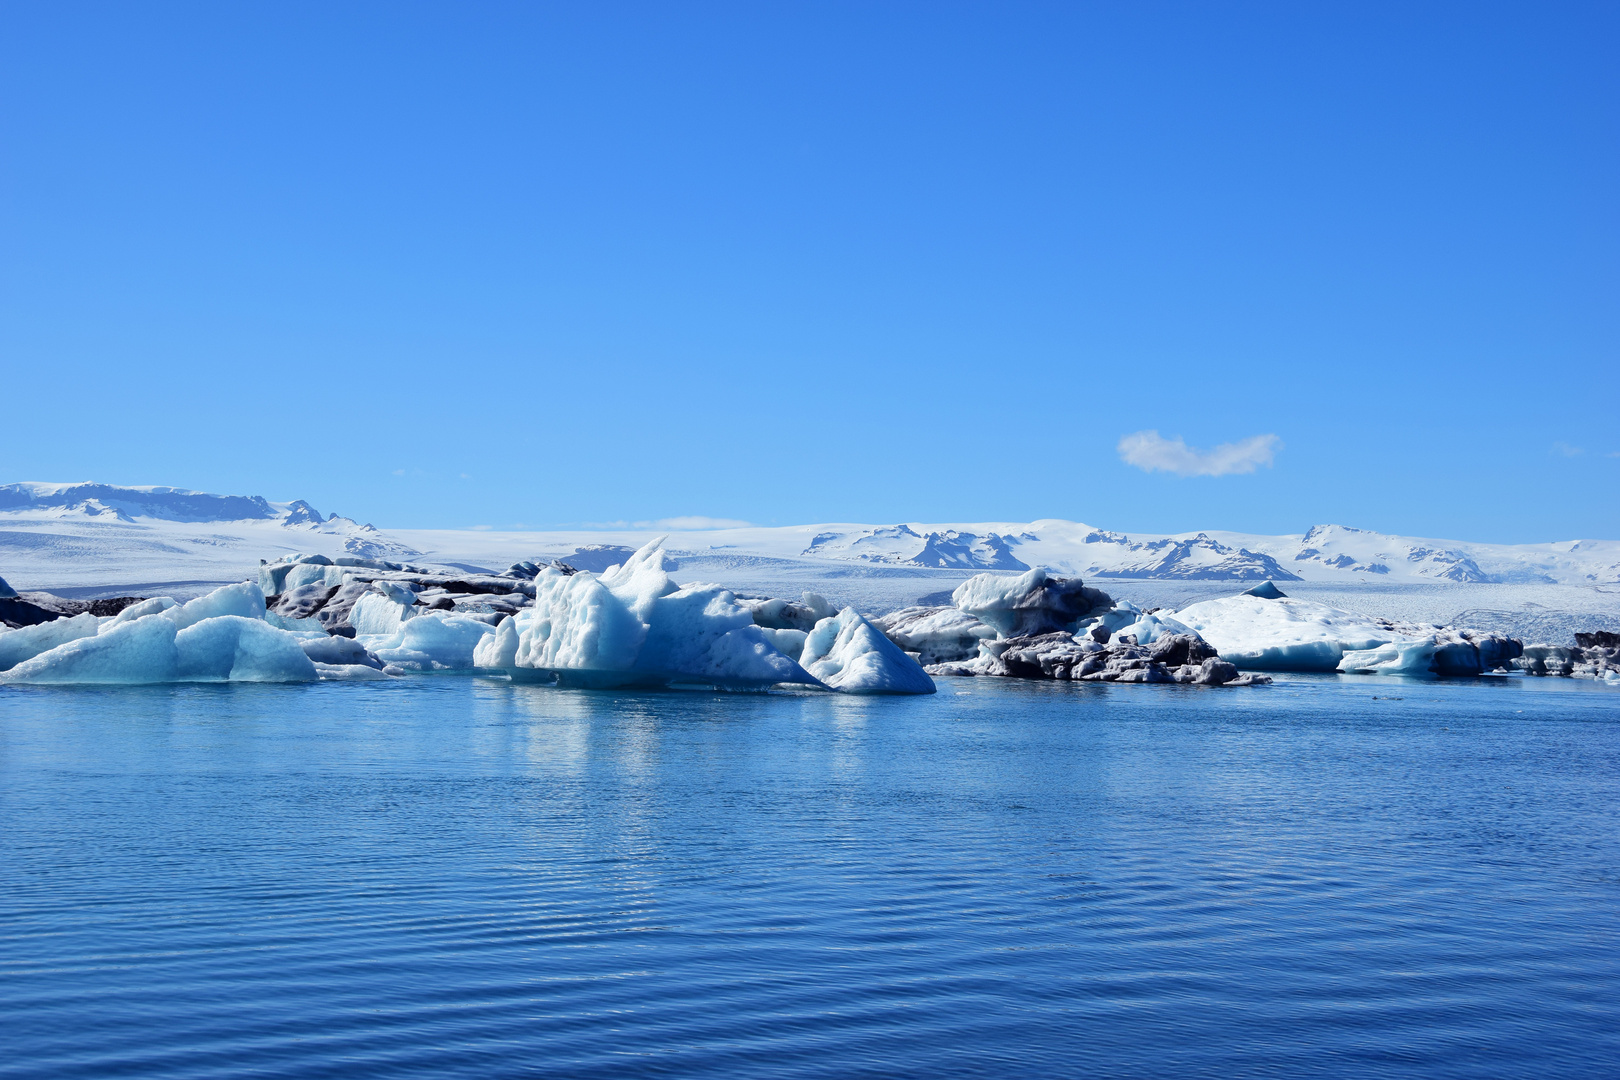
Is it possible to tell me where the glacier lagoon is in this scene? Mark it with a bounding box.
[2,673,1618,1078]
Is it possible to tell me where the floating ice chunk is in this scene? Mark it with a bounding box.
[300,635,384,669]
[500,538,816,689]
[175,616,318,682]
[0,612,101,671]
[952,568,1112,637]
[741,595,830,632]
[801,607,936,694]
[279,563,344,594]
[1170,594,1394,672]
[371,613,493,671]
[265,609,328,633]
[109,597,178,626]
[1337,639,1439,676]
[372,580,417,606]
[872,606,995,665]
[1243,581,1288,600]
[754,626,808,663]
[2,614,181,684]
[1111,611,1199,647]
[0,576,17,600]
[513,568,646,674]
[314,662,394,680]
[167,582,268,630]
[348,592,416,635]
[473,616,520,669]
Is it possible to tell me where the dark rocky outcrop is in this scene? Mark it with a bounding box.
[929,631,1266,686]
[87,596,147,618]
[0,598,62,629]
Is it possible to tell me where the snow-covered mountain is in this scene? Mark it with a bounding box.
[0,482,335,525]
[0,482,421,589]
[2,483,1618,595]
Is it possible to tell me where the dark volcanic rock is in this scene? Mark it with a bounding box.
[0,598,62,629]
[269,583,342,621]
[88,596,147,618]
[927,631,1266,687]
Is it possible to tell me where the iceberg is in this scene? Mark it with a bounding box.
[485,539,822,690]
[168,581,271,630]
[174,616,319,682]
[1169,594,1396,672]
[0,581,319,685]
[1109,611,1199,647]
[368,614,493,672]
[299,635,385,669]
[348,590,417,635]
[2,613,183,684]
[108,596,178,625]
[951,569,1112,637]
[872,606,996,666]
[1171,592,1520,675]
[738,592,833,632]
[0,611,102,671]
[1337,639,1439,676]
[800,608,936,695]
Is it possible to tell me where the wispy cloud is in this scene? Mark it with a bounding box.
[1552,442,1585,457]
[1117,430,1280,477]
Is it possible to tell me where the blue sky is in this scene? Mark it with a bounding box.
[3,2,1616,541]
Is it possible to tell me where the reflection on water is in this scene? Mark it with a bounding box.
[1,673,1617,1079]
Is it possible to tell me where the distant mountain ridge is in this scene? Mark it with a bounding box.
[0,482,340,526]
[2,482,1617,588]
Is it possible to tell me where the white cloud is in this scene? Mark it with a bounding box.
[1552,442,1585,457]
[1117,430,1280,477]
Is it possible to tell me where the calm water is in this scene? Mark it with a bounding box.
[2,674,1617,1079]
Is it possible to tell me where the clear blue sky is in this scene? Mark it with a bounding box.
[3,2,1616,541]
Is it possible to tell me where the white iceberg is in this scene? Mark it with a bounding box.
[801,607,936,694]
[486,538,819,690]
[1337,639,1439,676]
[872,606,995,666]
[108,597,178,625]
[348,591,417,635]
[1170,594,1395,672]
[369,614,493,672]
[0,612,102,671]
[1109,611,1199,646]
[2,614,183,684]
[0,581,318,685]
[175,616,320,682]
[952,569,1111,637]
[168,581,270,630]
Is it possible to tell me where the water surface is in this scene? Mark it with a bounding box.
[2,675,1617,1078]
